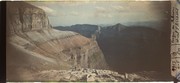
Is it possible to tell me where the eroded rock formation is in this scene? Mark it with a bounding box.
[6,2,107,81]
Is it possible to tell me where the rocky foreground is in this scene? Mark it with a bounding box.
[32,68,171,82]
[6,2,172,82]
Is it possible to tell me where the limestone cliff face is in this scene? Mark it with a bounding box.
[7,2,50,36]
[6,2,107,80]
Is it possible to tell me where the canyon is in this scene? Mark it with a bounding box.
[55,22,170,73]
[6,2,172,81]
[6,2,107,81]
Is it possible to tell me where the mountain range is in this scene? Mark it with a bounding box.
[6,2,172,81]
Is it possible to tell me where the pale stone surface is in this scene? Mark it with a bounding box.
[32,68,168,82]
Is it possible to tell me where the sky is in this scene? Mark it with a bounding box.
[29,1,170,27]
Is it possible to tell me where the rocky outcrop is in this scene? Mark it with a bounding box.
[6,2,107,81]
[6,2,51,36]
[32,68,172,82]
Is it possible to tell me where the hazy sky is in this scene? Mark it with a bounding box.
[29,1,170,26]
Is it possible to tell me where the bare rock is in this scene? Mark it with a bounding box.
[6,2,108,81]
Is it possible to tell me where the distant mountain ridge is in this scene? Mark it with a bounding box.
[54,23,127,38]
[6,1,171,81]
[54,23,170,74]
[54,24,100,38]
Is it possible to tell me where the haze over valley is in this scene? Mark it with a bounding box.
[6,1,172,81]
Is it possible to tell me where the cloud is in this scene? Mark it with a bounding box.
[95,5,126,13]
[111,5,124,10]
[110,5,128,13]
[57,1,98,6]
[95,6,106,11]
[94,13,113,18]
[70,11,79,16]
[94,6,115,18]
[29,1,169,26]
[37,6,57,16]
[95,6,108,13]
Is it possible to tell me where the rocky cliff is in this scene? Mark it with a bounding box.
[97,25,170,73]
[55,23,170,73]
[6,2,107,81]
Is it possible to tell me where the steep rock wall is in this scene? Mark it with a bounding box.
[6,2,107,80]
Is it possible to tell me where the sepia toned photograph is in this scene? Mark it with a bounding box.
[6,1,173,82]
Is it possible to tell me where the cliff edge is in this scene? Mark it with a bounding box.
[6,2,107,81]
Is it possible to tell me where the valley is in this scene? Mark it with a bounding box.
[6,1,172,81]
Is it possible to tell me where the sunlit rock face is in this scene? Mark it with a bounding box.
[7,2,50,35]
[6,2,107,81]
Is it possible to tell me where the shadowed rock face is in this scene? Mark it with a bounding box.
[6,2,107,81]
[97,26,170,73]
[55,23,170,74]
[6,1,172,81]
